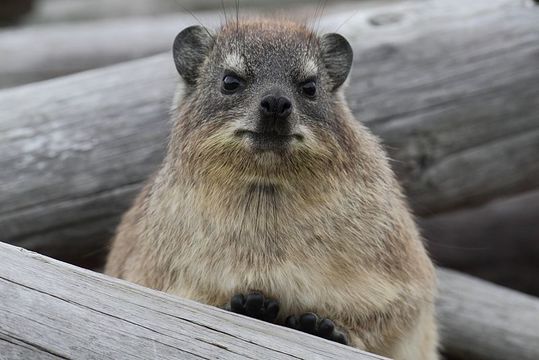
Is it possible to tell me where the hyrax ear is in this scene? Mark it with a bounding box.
[173,25,214,85]
[320,33,353,91]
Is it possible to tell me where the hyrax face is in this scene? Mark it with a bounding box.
[172,20,355,184]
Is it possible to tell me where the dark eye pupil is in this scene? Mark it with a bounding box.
[302,81,316,97]
[223,75,240,92]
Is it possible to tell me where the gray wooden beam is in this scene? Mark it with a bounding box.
[23,0,327,25]
[420,190,539,296]
[0,13,199,88]
[1,241,538,360]
[0,242,384,360]
[437,268,539,360]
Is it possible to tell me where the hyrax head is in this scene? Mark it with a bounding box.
[171,19,356,184]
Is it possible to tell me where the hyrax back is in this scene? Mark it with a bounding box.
[105,19,438,359]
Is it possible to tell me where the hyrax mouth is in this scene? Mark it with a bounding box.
[236,129,303,151]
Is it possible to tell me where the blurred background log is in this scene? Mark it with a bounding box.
[22,0,327,25]
[0,0,332,28]
[420,190,539,296]
[0,14,198,88]
[0,0,538,296]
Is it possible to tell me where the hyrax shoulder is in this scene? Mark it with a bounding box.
[106,18,438,360]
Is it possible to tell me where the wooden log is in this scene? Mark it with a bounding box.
[436,268,539,360]
[24,0,321,25]
[2,242,538,360]
[0,55,175,268]
[420,189,539,296]
[0,14,200,88]
[0,242,383,360]
[1,0,539,267]
[337,0,539,214]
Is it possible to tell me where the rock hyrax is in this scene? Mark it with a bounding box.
[105,19,439,360]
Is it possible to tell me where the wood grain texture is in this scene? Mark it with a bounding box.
[0,14,200,88]
[436,268,539,360]
[420,189,539,296]
[333,0,539,214]
[0,242,384,360]
[0,55,175,268]
[1,0,539,265]
[1,242,538,360]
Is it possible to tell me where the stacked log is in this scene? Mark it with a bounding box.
[420,190,539,295]
[1,0,538,284]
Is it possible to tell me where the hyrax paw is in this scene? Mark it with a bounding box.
[229,291,280,323]
[285,313,348,345]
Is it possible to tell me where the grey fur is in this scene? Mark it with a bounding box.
[320,33,353,90]
[173,25,214,85]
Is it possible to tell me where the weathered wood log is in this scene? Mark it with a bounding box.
[1,0,539,268]
[0,242,382,360]
[420,189,539,296]
[436,269,539,360]
[24,0,320,25]
[0,14,200,88]
[1,242,538,360]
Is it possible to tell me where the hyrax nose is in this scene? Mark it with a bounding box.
[259,95,292,120]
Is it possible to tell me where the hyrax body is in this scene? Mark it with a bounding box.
[106,19,438,359]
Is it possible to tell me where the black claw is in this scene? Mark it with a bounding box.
[285,312,348,345]
[318,318,335,339]
[262,300,280,322]
[299,313,317,334]
[230,294,245,314]
[245,292,264,318]
[228,292,279,323]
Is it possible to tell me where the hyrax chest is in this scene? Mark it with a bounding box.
[156,180,403,319]
[160,189,337,307]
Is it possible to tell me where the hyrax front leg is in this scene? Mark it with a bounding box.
[285,313,349,345]
[227,291,280,323]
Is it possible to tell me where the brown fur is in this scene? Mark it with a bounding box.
[105,19,438,359]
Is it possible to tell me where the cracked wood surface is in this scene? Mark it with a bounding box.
[1,0,538,268]
[0,242,384,360]
[1,242,539,360]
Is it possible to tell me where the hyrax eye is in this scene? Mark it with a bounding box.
[301,81,317,98]
[222,74,242,94]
